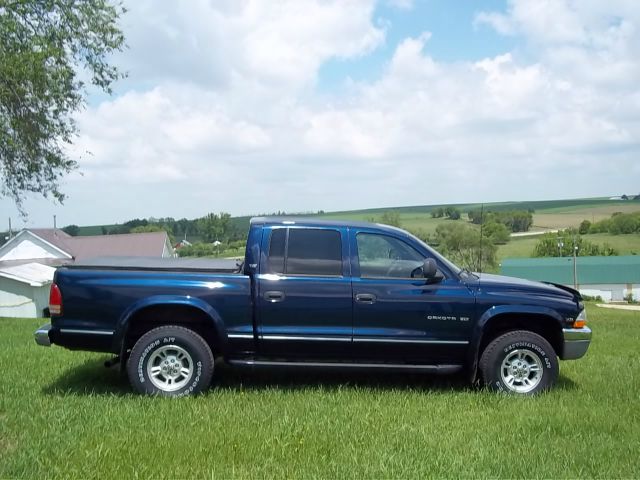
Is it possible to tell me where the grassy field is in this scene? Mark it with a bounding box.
[1,306,639,478]
[317,198,640,239]
[495,233,640,264]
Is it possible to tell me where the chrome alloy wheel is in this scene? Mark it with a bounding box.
[147,345,194,392]
[500,348,543,393]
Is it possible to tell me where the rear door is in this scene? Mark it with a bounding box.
[256,225,353,358]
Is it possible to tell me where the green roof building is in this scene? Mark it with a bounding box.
[500,256,640,302]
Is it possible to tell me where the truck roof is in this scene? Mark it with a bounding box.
[250,216,406,234]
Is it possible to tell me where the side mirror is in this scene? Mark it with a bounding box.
[423,258,437,279]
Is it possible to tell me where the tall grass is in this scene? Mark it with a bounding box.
[1,306,639,478]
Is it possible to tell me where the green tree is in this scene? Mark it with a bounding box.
[407,227,435,245]
[431,207,445,218]
[380,211,401,227]
[62,224,79,236]
[435,223,497,272]
[130,225,162,233]
[447,208,461,220]
[467,209,482,224]
[0,0,126,213]
[532,230,619,257]
[578,219,591,234]
[198,212,232,242]
[483,221,510,244]
[610,213,640,234]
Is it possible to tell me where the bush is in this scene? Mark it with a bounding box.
[435,223,497,271]
[482,221,510,244]
[532,230,619,257]
[380,211,401,227]
[579,220,591,234]
[589,212,640,234]
[467,209,533,232]
[581,294,603,302]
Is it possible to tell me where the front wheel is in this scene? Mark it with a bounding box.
[480,330,558,395]
[127,325,214,397]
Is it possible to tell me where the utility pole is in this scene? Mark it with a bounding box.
[8,218,12,240]
[572,236,578,289]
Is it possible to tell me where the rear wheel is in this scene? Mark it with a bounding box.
[127,325,214,397]
[480,330,558,395]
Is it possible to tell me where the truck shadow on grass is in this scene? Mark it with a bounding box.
[42,357,577,397]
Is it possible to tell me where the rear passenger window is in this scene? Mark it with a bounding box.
[286,229,342,276]
[268,228,286,273]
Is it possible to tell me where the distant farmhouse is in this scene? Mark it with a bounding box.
[0,228,174,318]
[501,256,640,302]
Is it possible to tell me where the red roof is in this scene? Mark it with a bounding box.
[25,229,170,261]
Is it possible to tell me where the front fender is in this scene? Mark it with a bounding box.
[114,295,227,353]
[467,304,565,383]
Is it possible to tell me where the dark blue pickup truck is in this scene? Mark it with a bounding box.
[35,217,591,396]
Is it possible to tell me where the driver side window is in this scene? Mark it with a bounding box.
[356,233,425,278]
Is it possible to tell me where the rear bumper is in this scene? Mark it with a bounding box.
[561,326,592,360]
[35,323,52,347]
[34,322,116,352]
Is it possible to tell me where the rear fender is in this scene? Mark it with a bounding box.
[114,295,227,354]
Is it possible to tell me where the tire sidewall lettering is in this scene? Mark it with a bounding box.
[480,331,559,395]
[176,361,204,398]
[503,341,552,369]
[138,339,161,383]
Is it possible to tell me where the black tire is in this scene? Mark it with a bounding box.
[480,330,558,395]
[127,325,214,397]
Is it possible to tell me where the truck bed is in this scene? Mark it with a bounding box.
[67,256,244,273]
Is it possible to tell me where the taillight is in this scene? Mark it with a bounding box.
[49,283,62,316]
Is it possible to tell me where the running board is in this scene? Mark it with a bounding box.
[227,359,462,375]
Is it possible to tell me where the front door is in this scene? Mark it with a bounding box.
[351,231,475,364]
[256,226,353,359]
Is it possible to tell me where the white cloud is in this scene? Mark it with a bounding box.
[3,0,640,226]
[385,0,414,10]
[118,0,384,92]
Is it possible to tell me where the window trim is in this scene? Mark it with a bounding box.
[355,231,442,281]
[268,226,345,278]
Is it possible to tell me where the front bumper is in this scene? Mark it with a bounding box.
[561,326,592,360]
[34,323,52,347]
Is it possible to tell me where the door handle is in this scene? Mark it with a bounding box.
[264,290,285,302]
[355,293,377,304]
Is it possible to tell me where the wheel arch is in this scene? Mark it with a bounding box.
[467,305,564,383]
[115,296,228,358]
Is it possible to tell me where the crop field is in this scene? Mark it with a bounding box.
[321,211,469,236]
[196,197,640,239]
[1,306,639,478]
[533,203,640,230]
[319,198,640,236]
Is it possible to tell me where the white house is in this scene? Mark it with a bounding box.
[0,263,57,318]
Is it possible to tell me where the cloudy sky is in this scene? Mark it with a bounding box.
[3,0,640,228]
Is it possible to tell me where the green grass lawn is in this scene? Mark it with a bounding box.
[1,306,639,478]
